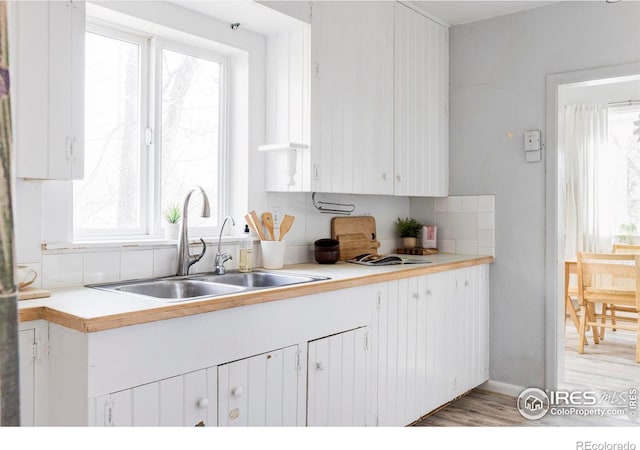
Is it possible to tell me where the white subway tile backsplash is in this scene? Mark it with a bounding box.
[478,246,495,257]
[42,254,83,289]
[153,248,177,277]
[456,240,478,256]
[478,195,495,212]
[439,239,456,254]
[462,196,478,213]
[434,198,447,213]
[478,229,494,247]
[446,196,462,212]
[284,246,300,265]
[435,213,478,240]
[428,195,495,258]
[121,250,154,280]
[478,212,495,229]
[84,252,120,284]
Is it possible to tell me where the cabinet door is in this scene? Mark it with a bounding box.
[218,345,304,426]
[15,0,84,180]
[307,327,370,426]
[449,266,491,397]
[18,329,36,427]
[264,24,312,192]
[377,277,426,426]
[394,3,449,197]
[311,1,394,194]
[93,367,217,426]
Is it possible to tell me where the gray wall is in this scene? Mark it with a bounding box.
[449,1,640,388]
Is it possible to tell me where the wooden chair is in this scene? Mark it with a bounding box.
[609,245,640,333]
[577,252,640,362]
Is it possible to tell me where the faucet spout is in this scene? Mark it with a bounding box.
[214,216,235,275]
[176,186,211,276]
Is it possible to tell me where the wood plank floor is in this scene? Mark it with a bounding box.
[413,324,640,426]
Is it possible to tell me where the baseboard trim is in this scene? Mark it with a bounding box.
[479,380,526,397]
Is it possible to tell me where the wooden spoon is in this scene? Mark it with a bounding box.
[244,214,263,239]
[262,212,276,241]
[278,215,295,241]
[249,210,267,240]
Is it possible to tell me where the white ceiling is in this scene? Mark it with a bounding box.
[409,1,558,26]
[171,1,561,34]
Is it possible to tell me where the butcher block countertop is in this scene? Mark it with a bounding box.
[18,254,493,333]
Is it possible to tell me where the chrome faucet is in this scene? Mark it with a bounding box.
[214,216,235,275]
[176,186,211,276]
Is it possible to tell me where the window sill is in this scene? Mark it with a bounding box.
[42,236,253,254]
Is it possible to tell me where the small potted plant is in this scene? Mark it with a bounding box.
[396,217,422,249]
[163,204,181,240]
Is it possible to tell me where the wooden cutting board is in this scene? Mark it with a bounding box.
[331,216,380,260]
[18,287,52,301]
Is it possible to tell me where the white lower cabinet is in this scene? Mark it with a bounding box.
[18,329,36,426]
[377,265,490,426]
[18,321,47,427]
[307,327,371,426]
[46,265,490,427]
[218,345,305,426]
[92,367,217,426]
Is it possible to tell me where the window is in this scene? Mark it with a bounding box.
[607,105,640,236]
[74,25,227,239]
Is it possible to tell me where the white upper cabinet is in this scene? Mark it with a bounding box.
[262,21,312,192]
[310,1,394,195]
[394,3,449,197]
[265,1,449,196]
[13,0,85,180]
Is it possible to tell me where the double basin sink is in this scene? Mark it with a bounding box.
[88,270,330,303]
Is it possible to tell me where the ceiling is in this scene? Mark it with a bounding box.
[409,1,559,26]
[172,1,562,34]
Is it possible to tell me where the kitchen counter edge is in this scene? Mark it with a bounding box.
[18,255,494,333]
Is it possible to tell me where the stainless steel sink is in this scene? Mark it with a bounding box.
[89,279,245,302]
[87,270,330,302]
[193,271,329,288]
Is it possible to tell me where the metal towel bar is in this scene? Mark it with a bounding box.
[311,192,356,215]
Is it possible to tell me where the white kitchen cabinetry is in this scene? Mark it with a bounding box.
[310,1,394,195]
[18,321,48,426]
[377,265,489,426]
[307,327,371,426]
[218,345,306,426]
[13,0,84,180]
[92,367,217,426]
[263,22,312,192]
[394,3,449,197]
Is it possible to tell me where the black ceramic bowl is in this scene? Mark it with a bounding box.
[314,238,340,264]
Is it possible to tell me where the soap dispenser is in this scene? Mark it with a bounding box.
[239,224,253,273]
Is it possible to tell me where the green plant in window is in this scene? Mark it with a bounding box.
[395,217,422,238]
[617,223,637,244]
[163,204,181,224]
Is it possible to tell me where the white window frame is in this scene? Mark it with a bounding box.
[152,38,229,238]
[75,21,229,240]
[74,24,150,239]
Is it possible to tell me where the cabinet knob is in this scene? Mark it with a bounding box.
[231,387,244,397]
[316,362,326,371]
[382,173,389,181]
[465,280,470,287]
[197,398,209,409]
[396,174,402,182]
[426,289,433,296]
[412,292,420,300]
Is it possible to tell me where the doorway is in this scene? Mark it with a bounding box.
[546,62,640,391]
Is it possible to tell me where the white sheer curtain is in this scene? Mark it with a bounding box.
[564,104,612,258]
